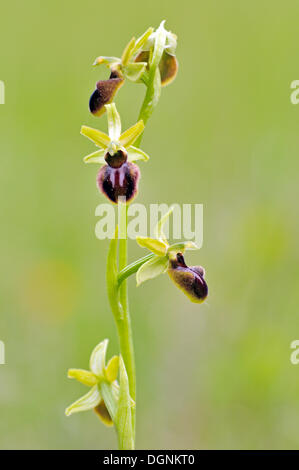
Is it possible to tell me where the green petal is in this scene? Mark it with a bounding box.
[83,148,106,164]
[119,121,144,148]
[89,339,108,377]
[105,103,121,141]
[67,369,98,387]
[155,206,174,244]
[80,125,110,148]
[105,356,119,383]
[136,255,168,286]
[122,62,147,82]
[136,236,167,256]
[65,385,101,416]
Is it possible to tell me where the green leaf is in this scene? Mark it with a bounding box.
[83,148,106,164]
[119,120,145,148]
[136,236,167,255]
[89,339,108,377]
[123,62,147,82]
[127,145,150,162]
[80,125,110,148]
[65,385,101,416]
[115,356,134,450]
[67,368,98,387]
[105,103,121,141]
[136,255,168,286]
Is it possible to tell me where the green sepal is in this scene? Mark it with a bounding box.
[65,385,101,416]
[89,339,108,378]
[136,255,168,286]
[105,103,121,141]
[132,27,154,55]
[80,125,110,148]
[122,62,147,82]
[167,241,199,254]
[119,120,144,148]
[127,146,149,162]
[136,236,167,255]
[83,148,106,164]
[155,206,174,243]
[121,37,136,66]
[93,56,121,67]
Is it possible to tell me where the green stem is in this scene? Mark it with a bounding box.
[116,203,136,442]
[135,67,161,147]
[117,253,155,286]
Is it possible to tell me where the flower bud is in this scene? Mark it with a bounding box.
[89,70,124,117]
[96,149,140,203]
[167,253,208,303]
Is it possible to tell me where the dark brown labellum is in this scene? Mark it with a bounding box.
[89,70,124,117]
[94,400,113,426]
[168,253,208,303]
[97,161,140,204]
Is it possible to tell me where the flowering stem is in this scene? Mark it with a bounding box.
[116,203,136,444]
[107,66,162,449]
[134,67,161,147]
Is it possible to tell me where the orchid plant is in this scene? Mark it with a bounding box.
[65,21,208,450]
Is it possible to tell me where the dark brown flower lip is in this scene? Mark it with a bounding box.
[168,252,208,303]
[97,161,140,204]
[89,69,124,117]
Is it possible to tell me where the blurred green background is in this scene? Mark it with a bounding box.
[1,0,299,449]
